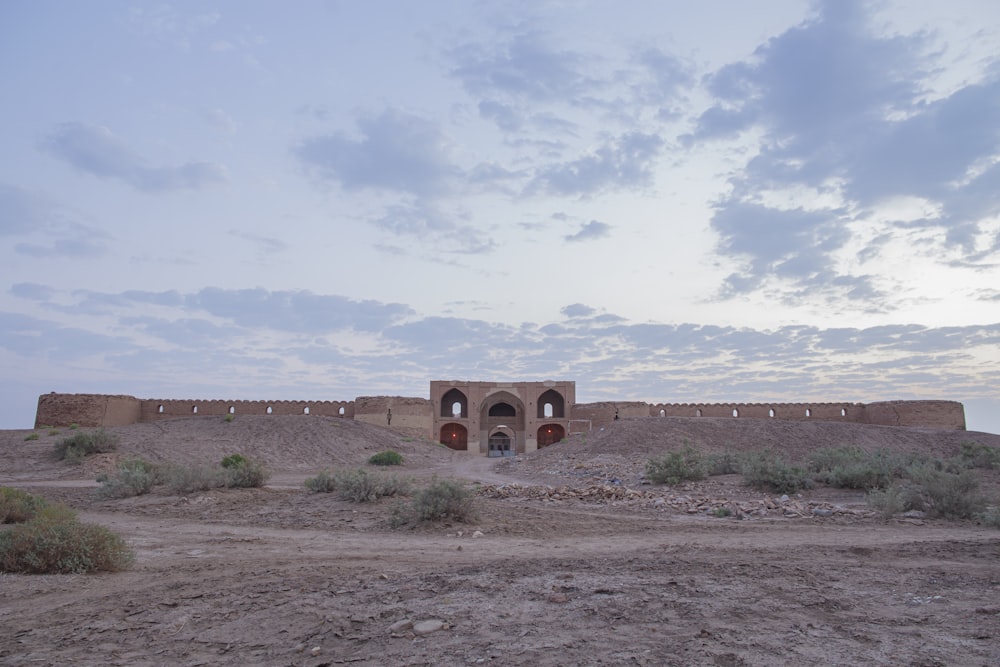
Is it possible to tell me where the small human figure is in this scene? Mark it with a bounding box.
[387,408,392,426]
[614,407,619,421]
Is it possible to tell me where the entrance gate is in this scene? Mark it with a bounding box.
[487,433,514,457]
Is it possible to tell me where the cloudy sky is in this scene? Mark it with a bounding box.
[2,0,999,433]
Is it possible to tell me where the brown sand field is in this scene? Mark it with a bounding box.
[2,416,999,666]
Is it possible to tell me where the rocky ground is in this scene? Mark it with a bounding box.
[1,415,999,666]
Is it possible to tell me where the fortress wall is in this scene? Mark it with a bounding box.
[139,399,355,421]
[353,396,433,438]
[864,400,966,430]
[649,402,867,422]
[35,393,141,428]
[571,401,650,430]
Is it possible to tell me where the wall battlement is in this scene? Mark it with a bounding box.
[35,391,966,434]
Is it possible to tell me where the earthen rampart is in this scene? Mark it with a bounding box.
[34,391,967,434]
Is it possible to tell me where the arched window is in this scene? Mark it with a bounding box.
[489,402,516,417]
[338,406,345,416]
[732,408,739,418]
[840,408,847,417]
[696,409,703,417]
[266,406,273,414]
[805,408,812,417]
[536,390,565,418]
[768,408,775,418]
[158,404,164,414]
[543,403,554,418]
[303,406,310,415]
[441,389,468,418]
[228,406,236,414]
[659,409,665,417]
[192,405,198,414]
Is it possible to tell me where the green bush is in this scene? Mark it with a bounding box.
[1,487,51,523]
[978,506,1000,529]
[223,459,269,488]
[646,447,707,485]
[53,429,119,462]
[393,478,476,525]
[808,446,910,490]
[0,506,133,574]
[221,454,247,469]
[96,459,161,499]
[706,451,742,476]
[368,450,404,466]
[741,451,811,494]
[224,413,235,423]
[161,464,227,494]
[24,433,39,441]
[867,465,987,520]
[307,468,408,502]
[304,470,337,493]
[47,429,60,436]
[958,442,1000,470]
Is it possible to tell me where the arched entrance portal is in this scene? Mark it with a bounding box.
[488,430,514,457]
[440,423,468,451]
[537,424,565,448]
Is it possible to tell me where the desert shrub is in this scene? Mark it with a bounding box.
[47,429,60,436]
[646,447,707,485]
[0,506,133,574]
[53,429,119,461]
[712,507,733,518]
[69,424,79,430]
[96,459,161,499]
[706,451,742,476]
[742,451,810,494]
[312,468,409,502]
[368,450,404,466]
[866,485,910,520]
[224,413,235,423]
[978,506,1000,529]
[1,487,52,523]
[24,433,39,441]
[901,464,985,519]
[393,478,476,525]
[809,446,910,490]
[161,464,227,494]
[958,442,1000,470]
[222,459,269,488]
[220,453,247,469]
[304,470,337,493]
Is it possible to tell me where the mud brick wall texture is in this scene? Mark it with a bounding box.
[35,392,966,432]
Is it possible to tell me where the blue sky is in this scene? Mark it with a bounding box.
[2,0,999,433]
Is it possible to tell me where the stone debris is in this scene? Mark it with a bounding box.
[477,483,870,520]
[412,619,447,636]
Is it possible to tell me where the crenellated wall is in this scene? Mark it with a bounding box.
[34,391,967,434]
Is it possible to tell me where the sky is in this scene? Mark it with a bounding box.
[1,0,999,433]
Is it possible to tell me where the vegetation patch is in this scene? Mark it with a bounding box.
[646,447,707,485]
[958,442,1000,470]
[741,451,811,494]
[24,433,39,441]
[808,446,911,490]
[96,459,162,499]
[368,450,404,466]
[53,429,119,462]
[391,478,477,526]
[867,464,988,520]
[0,489,133,574]
[305,468,409,502]
[221,454,248,468]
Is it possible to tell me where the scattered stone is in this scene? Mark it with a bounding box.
[901,510,926,519]
[472,530,484,538]
[412,619,447,636]
[546,592,569,603]
[812,508,833,517]
[310,646,321,656]
[388,619,413,635]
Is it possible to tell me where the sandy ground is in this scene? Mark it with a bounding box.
[2,415,999,666]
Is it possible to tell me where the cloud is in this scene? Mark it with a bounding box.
[374,202,496,254]
[564,220,611,242]
[529,132,664,195]
[0,183,112,258]
[297,109,460,196]
[43,123,228,192]
[691,0,1000,300]
[451,31,595,104]
[561,303,595,318]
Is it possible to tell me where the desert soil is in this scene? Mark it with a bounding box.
[1,415,999,666]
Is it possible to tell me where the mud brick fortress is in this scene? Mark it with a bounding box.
[35,381,966,456]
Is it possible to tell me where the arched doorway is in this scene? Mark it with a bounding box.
[488,430,514,457]
[537,424,565,448]
[440,423,468,451]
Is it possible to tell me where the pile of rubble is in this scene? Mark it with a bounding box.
[477,482,874,520]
